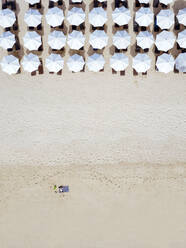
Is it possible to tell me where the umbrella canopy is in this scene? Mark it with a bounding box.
[87,53,105,72]
[46,7,64,27]
[72,0,82,2]
[177,8,186,26]
[67,31,85,50]
[175,53,186,72]
[113,30,131,49]
[23,31,41,51]
[0,55,20,75]
[67,7,85,26]
[24,9,42,27]
[67,54,85,72]
[156,53,175,73]
[112,6,131,26]
[132,54,151,73]
[136,31,154,49]
[139,0,150,3]
[89,7,107,27]
[159,0,173,5]
[89,30,108,49]
[48,30,66,50]
[45,54,64,73]
[25,0,40,4]
[155,31,176,52]
[22,53,40,72]
[0,31,15,49]
[156,9,174,30]
[110,53,129,71]
[135,7,153,27]
[177,30,186,49]
[0,9,16,28]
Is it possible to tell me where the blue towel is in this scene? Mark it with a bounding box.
[59,186,69,193]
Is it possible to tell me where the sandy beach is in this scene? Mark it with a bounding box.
[0,164,186,248]
[0,0,186,247]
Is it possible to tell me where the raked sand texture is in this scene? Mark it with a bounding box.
[0,71,186,165]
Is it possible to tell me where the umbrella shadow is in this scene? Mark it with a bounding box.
[11,44,24,59]
[69,0,86,10]
[48,47,66,57]
[89,1,94,12]
[68,2,86,11]
[89,24,107,33]
[172,0,186,14]
[87,46,104,56]
[133,0,140,12]
[152,0,162,15]
[130,42,137,57]
[68,25,85,34]
[60,1,67,12]
[69,49,85,58]
[109,45,115,56]
[171,42,181,58]
[111,1,115,11]
[25,47,43,57]
[40,4,45,15]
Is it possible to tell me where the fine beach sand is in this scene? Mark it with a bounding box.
[0,0,186,247]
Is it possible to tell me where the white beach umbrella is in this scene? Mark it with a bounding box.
[113,30,131,49]
[110,53,129,71]
[67,54,85,72]
[138,0,150,3]
[46,7,64,27]
[157,9,174,30]
[45,54,64,73]
[132,54,151,73]
[156,53,175,73]
[23,31,41,51]
[48,30,66,50]
[159,0,173,5]
[22,53,40,72]
[0,31,15,49]
[177,30,186,49]
[72,0,82,2]
[136,31,154,49]
[67,7,85,26]
[135,7,153,27]
[67,31,85,50]
[112,6,131,26]
[87,53,105,72]
[0,9,16,28]
[89,7,107,27]
[175,53,186,72]
[25,0,40,4]
[177,8,186,26]
[155,31,176,52]
[24,9,42,27]
[89,30,108,49]
[0,55,20,75]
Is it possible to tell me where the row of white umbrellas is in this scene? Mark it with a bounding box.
[25,0,82,4]
[1,29,185,51]
[1,7,186,29]
[1,52,186,74]
[138,0,173,4]
[24,7,186,28]
[24,0,175,6]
